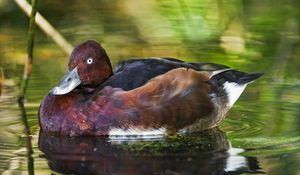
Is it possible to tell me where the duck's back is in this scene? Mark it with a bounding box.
[100,58,228,90]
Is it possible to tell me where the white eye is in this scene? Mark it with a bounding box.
[86,57,93,64]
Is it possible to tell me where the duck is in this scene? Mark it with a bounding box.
[39,40,263,137]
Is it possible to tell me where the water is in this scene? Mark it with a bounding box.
[1,0,300,174]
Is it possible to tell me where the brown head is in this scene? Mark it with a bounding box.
[51,40,113,95]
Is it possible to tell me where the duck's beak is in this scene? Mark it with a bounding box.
[51,67,81,95]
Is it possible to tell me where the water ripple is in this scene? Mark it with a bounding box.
[223,114,269,138]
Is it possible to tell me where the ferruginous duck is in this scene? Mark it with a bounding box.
[39,40,263,136]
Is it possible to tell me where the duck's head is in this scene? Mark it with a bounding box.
[51,40,113,95]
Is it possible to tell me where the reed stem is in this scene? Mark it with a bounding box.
[19,0,38,99]
[18,1,38,174]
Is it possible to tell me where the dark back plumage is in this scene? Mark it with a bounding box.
[100,58,228,90]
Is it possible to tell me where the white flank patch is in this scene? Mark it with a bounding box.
[223,82,246,107]
[108,127,166,140]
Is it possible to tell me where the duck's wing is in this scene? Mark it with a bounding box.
[101,58,228,91]
[96,68,215,134]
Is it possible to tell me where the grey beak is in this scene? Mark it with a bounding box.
[51,67,81,95]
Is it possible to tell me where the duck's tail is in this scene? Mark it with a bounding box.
[210,70,263,107]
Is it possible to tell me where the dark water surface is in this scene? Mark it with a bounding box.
[1,0,300,174]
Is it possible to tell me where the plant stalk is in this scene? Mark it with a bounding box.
[19,0,38,99]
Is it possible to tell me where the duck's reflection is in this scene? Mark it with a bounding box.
[38,127,262,175]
